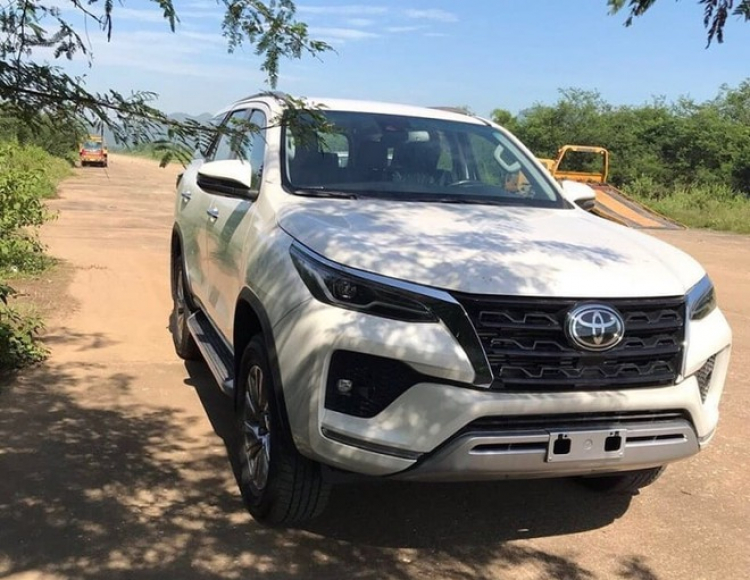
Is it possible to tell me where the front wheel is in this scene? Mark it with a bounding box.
[577,466,666,494]
[235,336,330,525]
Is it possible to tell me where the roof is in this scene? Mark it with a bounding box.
[223,94,487,125]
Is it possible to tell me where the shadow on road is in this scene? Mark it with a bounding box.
[0,348,662,580]
[183,359,659,580]
[185,360,633,545]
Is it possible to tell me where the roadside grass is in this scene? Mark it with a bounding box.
[1,141,70,373]
[121,144,163,161]
[624,178,750,234]
[0,142,72,199]
[120,144,192,167]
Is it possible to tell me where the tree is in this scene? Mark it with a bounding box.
[608,0,750,44]
[490,109,517,132]
[0,0,330,160]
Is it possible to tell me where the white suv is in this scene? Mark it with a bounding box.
[170,93,732,525]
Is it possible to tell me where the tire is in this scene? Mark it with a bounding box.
[577,466,666,494]
[170,257,200,360]
[235,336,330,525]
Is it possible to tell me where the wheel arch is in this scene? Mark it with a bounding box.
[170,225,198,308]
[234,288,293,441]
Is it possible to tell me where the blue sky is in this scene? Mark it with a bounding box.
[54,0,750,117]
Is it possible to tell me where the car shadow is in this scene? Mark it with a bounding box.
[183,359,633,549]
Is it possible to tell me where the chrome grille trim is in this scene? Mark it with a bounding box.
[452,294,686,391]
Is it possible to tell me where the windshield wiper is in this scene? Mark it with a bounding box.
[292,187,358,199]
[429,196,516,206]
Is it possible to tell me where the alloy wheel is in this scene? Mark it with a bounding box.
[241,364,271,492]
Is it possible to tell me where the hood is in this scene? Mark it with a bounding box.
[277,200,704,298]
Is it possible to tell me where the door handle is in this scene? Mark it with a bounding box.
[206,208,220,219]
[180,191,192,202]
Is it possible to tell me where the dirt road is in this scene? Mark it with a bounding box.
[1,155,748,580]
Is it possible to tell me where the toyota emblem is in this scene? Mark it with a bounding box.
[566,304,625,352]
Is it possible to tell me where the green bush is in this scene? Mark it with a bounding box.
[0,144,59,272]
[0,141,66,372]
[0,283,47,370]
[502,81,750,195]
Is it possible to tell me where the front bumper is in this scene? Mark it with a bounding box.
[272,287,732,480]
[393,417,701,481]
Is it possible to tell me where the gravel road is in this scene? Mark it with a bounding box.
[1,154,748,580]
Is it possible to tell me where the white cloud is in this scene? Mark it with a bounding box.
[179,29,227,47]
[345,18,377,27]
[386,25,426,34]
[404,9,458,23]
[309,27,380,43]
[298,5,389,16]
[73,29,260,82]
[112,7,170,25]
[176,8,224,22]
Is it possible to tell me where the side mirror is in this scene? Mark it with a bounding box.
[197,159,257,199]
[560,180,596,211]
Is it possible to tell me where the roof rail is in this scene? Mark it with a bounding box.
[237,90,292,103]
[429,106,473,116]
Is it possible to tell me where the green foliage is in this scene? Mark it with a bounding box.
[491,109,518,133]
[625,178,750,234]
[0,282,47,371]
[608,0,750,44]
[0,0,330,165]
[495,81,750,232]
[507,81,750,194]
[0,142,60,272]
[0,113,82,162]
[0,141,63,372]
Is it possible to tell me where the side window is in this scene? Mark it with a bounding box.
[209,109,250,162]
[245,110,267,191]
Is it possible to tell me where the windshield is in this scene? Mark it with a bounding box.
[282,111,566,208]
[83,141,103,150]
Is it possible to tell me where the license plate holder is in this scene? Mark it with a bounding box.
[546,428,627,463]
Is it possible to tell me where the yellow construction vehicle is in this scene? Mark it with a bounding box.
[538,145,681,230]
[539,145,609,184]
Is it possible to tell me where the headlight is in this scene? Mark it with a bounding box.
[687,275,717,320]
[290,244,437,322]
[290,243,494,387]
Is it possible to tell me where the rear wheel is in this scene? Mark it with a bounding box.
[577,466,666,494]
[235,336,330,525]
[170,257,200,360]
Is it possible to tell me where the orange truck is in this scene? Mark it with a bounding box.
[80,135,108,167]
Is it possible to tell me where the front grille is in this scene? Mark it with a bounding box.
[453,294,685,391]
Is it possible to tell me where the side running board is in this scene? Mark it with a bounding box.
[187,312,235,397]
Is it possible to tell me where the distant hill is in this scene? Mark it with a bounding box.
[96,112,214,151]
